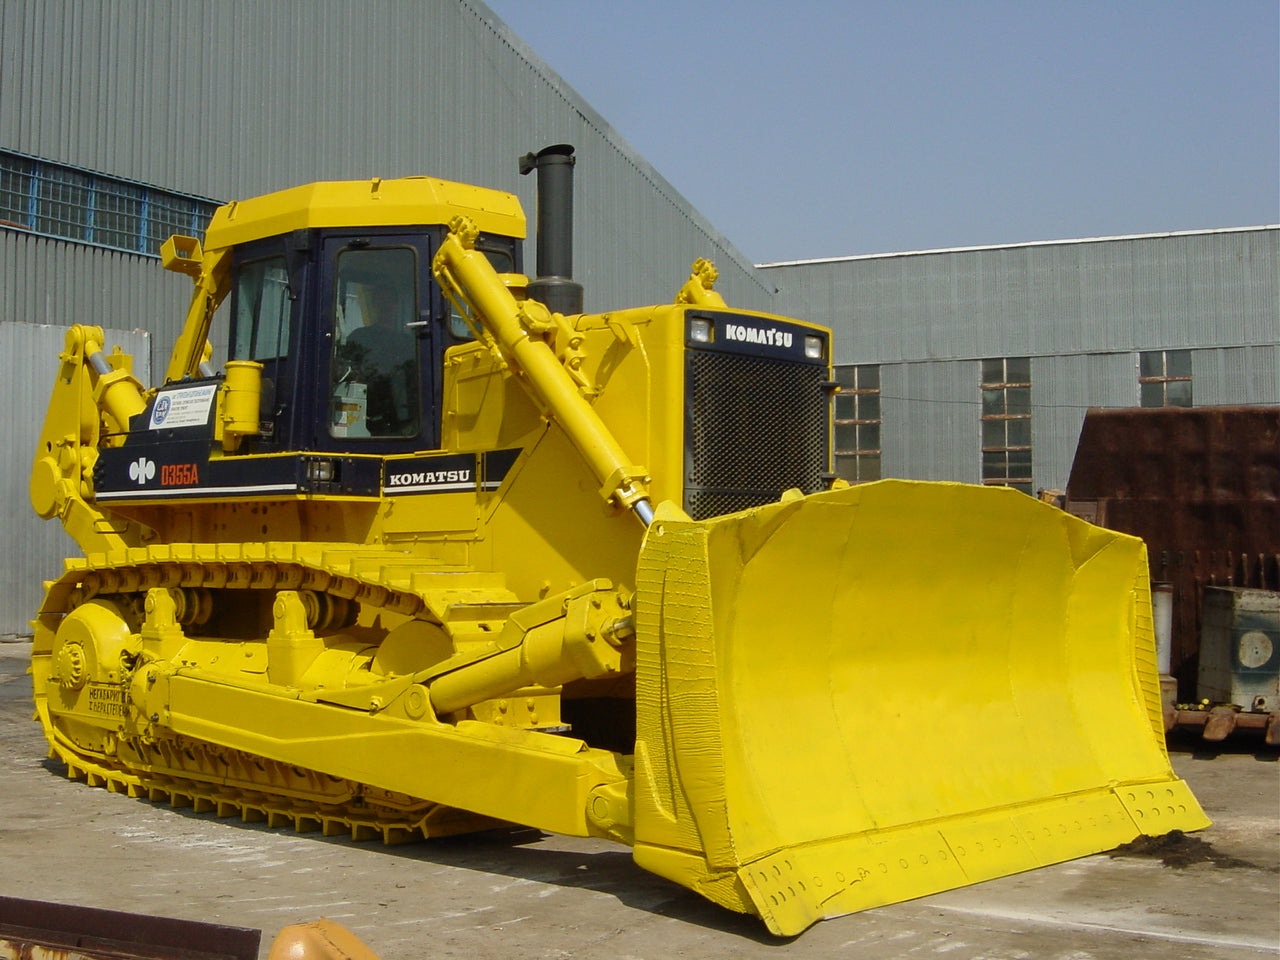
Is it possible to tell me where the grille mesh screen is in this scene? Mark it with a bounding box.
[685,350,828,520]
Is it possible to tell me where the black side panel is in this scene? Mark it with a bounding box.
[95,440,382,500]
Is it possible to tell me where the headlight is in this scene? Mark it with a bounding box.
[689,319,713,343]
[804,335,825,360]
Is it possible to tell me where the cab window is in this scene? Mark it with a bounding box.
[232,256,291,361]
[329,247,420,439]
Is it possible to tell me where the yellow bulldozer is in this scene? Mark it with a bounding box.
[28,145,1206,936]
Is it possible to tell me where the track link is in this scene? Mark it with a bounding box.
[45,729,497,842]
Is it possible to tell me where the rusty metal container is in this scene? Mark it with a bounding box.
[0,896,260,960]
[1065,406,1280,703]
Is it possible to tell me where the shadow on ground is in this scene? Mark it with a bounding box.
[37,756,786,943]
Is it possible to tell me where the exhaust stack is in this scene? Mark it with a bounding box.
[519,144,584,315]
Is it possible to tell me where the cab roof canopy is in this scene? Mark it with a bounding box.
[203,176,526,250]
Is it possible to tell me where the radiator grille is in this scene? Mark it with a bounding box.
[685,350,828,520]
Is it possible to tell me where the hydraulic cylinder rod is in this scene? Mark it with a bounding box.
[433,217,653,524]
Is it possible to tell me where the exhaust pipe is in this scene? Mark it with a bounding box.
[518,144,584,315]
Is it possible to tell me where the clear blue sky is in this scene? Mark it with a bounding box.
[484,1,1279,265]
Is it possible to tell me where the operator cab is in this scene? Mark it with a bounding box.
[89,177,526,504]
[228,225,518,456]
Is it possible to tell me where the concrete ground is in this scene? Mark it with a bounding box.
[2,640,1276,960]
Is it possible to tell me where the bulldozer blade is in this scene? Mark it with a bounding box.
[630,480,1209,936]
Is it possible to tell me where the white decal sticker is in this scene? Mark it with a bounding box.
[386,469,473,492]
[149,384,218,430]
[723,324,794,348]
[128,456,156,485]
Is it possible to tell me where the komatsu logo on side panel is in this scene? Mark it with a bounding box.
[387,469,471,487]
[128,456,156,485]
[724,324,794,348]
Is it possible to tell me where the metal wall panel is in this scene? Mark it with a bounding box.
[1193,344,1280,407]
[0,322,150,636]
[881,359,981,483]
[881,347,1280,494]
[1,232,194,374]
[0,0,774,314]
[1033,352,1139,492]
[766,228,1279,364]
[769,229,1278,492]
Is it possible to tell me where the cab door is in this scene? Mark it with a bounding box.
[314,234,438,454]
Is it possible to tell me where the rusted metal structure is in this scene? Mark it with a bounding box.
[0,896,260,960]
[0,897,391,960]
[1065,406,1280,740]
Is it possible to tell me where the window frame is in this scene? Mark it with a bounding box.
[0,149,218,256]
[320,241,430,450]
[1139,349,1193,408]
[980,357,1033,495]
[833,363,882,483]
[230,255,293,364]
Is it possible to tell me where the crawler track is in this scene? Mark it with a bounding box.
[31,541,517,842]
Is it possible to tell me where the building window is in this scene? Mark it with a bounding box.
[981,357,1032,495]
[834,364,881,482]
[0,150,219,257]
[1139,350,1192,407]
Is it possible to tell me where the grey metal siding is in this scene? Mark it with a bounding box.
[878,346,1277,494]
[1193,344,1280,406]
[769,228,1279,492]
[0,322,150,637]
[881,360,981,484]
[0,0,773,313]
[767,228,1279,364]
[2,232,192,375]
[1033,352,1139,491]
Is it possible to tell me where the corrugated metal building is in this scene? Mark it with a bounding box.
[762,227,1279,494]
[1,0,773,363]
[0,0,771,635]
[1,0,1276,635]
